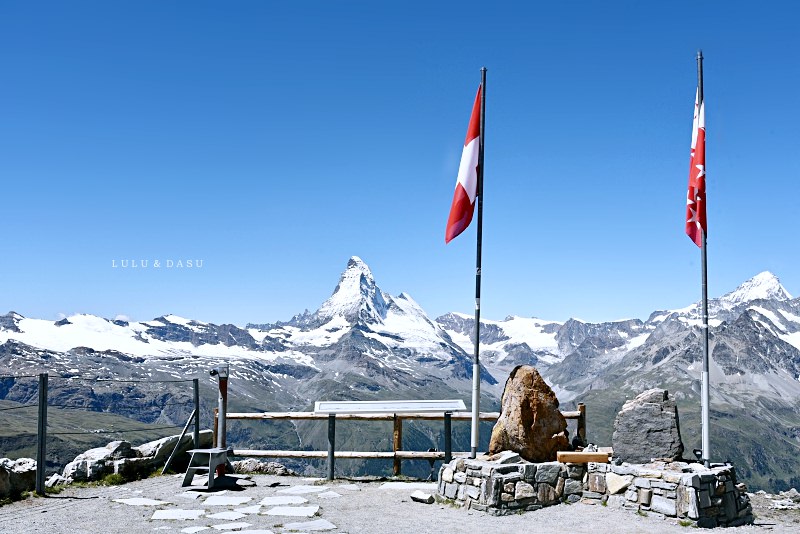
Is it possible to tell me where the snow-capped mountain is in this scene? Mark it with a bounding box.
[0,257,499,477]
[2,264,800,489]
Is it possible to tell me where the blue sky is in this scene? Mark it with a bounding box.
[2,1,798,326]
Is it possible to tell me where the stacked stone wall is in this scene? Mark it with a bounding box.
[436,456,585,516]
[582,461,753,527]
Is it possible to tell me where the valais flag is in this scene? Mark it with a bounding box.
[685,88,706,247]
[445,86,481,243]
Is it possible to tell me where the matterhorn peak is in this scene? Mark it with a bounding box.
[314,256,388,325]
[344,256,373,280]
[719,271,792,308]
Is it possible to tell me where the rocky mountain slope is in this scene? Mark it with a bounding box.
[0,257,496,477]
[2,262,799,490]
[437,271,800,491]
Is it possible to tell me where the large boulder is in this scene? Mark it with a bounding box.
[62,430,213,482]
[63,440,138,481]
[612,389,684,463]
[0,458,36,499]
[488,365,569,462]
[133,429,213,471]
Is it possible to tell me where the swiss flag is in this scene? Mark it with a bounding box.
[686,88,706,247]
[445,86,482,243]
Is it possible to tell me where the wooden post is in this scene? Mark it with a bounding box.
[35,373,48,496]
[213,407,219,448]
[444,412,452,464]
[327,414,336,480]
[577,403,586,446]
[393,415,403,476]
[193,378,200,449]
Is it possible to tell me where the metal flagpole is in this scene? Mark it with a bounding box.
[470,67,486,459]
[697,50,710,468]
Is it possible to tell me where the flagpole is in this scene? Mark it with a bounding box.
[697,50,710,468]
[470,67,486,459]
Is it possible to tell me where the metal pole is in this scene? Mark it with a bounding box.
[697,49,710,468]
[327,414,336,480]
[193,378,200,449]
[444,412,452,464]
[217,365,228,449]
[35,373,48,496]
[162,409,196,475]
[470,66,487,459]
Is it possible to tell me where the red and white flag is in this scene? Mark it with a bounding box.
[685,88,706,247]
[445,86,482,243]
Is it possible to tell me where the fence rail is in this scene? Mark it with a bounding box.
[225,404,586,480]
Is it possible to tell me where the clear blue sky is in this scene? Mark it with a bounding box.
[2,1,798,326]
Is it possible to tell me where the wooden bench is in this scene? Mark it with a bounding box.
[181,447,230,488]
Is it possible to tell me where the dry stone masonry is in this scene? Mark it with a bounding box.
[436,455,754,527]
[436,452,586,516]
[583,460,753,527]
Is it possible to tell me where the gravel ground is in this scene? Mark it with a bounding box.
[0,474,798,534]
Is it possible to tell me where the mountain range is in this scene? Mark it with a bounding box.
[1,257,799,491]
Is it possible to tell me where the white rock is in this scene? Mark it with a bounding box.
[410,490,434,504]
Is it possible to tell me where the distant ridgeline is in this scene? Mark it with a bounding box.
[1,261,799,490]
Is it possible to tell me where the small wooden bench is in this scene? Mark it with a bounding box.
[182,447,229,488]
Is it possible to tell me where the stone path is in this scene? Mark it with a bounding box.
[1,473,798,533]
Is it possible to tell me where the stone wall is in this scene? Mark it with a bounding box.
[437,455,754,528]
[582,460,753,528]
[436,454,585,516]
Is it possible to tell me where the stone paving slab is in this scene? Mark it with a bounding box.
[282,519,337,531]
[258,495,308,506]
[276,485,327,495]
[207,511,248,520]
[234,505,262,514]
[317,491,341,499]
[181,527,210,533]
[211,522,252,530]
[262,505,320,517]
[203,495,253,506]
[151,509,206,520]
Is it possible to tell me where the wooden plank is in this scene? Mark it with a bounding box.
[232,449,465,460]
[556,451,611,463]
[226,411,503,421]
[395,451,445,459]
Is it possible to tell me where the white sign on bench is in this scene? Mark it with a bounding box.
[314,399,466,414]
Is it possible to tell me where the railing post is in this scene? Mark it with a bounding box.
[327,414,336,480]
[35,373,48,496]
[444,412,452,464]
[393,414,403,476]
[193,378,200,449]
[577,402,586,446]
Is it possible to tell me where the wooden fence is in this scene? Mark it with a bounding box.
[220,403,586,479]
